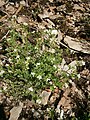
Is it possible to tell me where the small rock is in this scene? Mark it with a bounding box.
[41,91,51,105]
[9,102,23,120]
[33,111,40,118]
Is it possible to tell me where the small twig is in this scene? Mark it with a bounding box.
[15,4,23,15]
[55,39,70,49]
[59,41,69,48]
[0,15,7,22]
[0,30,10,42]
[0,9,10,17]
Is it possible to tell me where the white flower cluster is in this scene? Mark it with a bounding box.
[36,63,40,66]
[37,75,42,80]
[28,87,33,92]
[25,57,31,70]
[31,72,35,77]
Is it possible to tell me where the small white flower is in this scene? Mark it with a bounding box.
[12,15,17,18]
[32,108,35,112]
[26,57,30,60]
[64,83,69,88]
[14,49,17,52]
[36,63,40,66]
[49,49,55,53]
[26,67,29,70]
[8,58,12,62]
[16,55,20,59]
[56,105,60,113]
[46,78,51,82]
[77,74,80,79]
[0,70,5,76]
[8,70,12,73]
[51,30,58,35]
[23,22,28,26]
[53,65,57,69]
[81,61,85,66]
[36,99,41,104]
[32,31,35,33]
[37,75,42,80]
[46,108,51,112]
[70,49,75,53]
[3,86,7,90]
[28,87,33,91]
[54,86,57,88]
[60,109,64,119]
[35,46,38,49]
[49,81,53,85]
[31,72,35,77]
[5,64,9,67]
[44,29,48,33]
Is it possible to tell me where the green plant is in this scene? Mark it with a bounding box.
[0,24,81,100]
[0,26,62,99]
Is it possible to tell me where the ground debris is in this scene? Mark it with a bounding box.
[0,0,90,119]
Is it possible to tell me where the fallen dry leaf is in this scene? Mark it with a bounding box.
[73,4,85,11]
[6,5,16,14]
[58,88,72,111]
[17,16,29,24]
[64,36,90,54]
[38,9,53,19]
[0,0,5,7]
